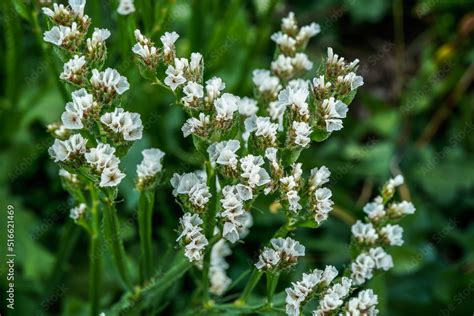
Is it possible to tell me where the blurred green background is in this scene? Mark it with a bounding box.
[0,0,473,315]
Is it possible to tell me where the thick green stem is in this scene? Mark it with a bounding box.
[102,195,132,290]
[138,190,155,282]
[266,272,279,305]
[202,162,218,304]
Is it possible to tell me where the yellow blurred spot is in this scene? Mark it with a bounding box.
[269,201,282,214]
[436,43,455,63]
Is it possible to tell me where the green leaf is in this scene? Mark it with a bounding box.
[311,128,331,142]
[11,0,30,21]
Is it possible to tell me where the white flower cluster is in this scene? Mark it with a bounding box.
[176,213,208,263]
[136,148,165,190]
[60,55,86,84]
[219,184,253,243]
[69,203,86,220]
[100,108,143,142]
[164,52,203,91]
[208,140,241,171]
[313,277,352,315]
[91,68,130,97]
[85,143,126,187]
[285,266,339,316]
[239,155,271,190]
[344,289,379,316]
[61,89,95,129]
[132,29,158,68]
[350,247,393,285]
[244,116,279,147]
[170,172,212,211]
[209,239,232,296]
[49,134,87,162]
[308,166,333,224]
[255,237,305,271]
[280,163,304,212]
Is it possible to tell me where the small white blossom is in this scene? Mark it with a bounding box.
[214,93,240,122]
[363,198,386,221]
[100,167,126,187]
[255,248,281,270]
[345,289,379,316]
[352,221,379,244]
[314,187,334,224]
[136,148,165,179]
[239,155,271,189]
[100,108,143,141]
[181,113,210,137]
[252,69,281,96]
[292,121,312,147]
[164,64,186,91]
[369,247,393,271]
[181,81,204,107]
[292,52,313,71]
[208,140,240,170]
[271,31,296,53]
[271,54,294,77]
[309,166,331,189]
[117,0,135,15]
[170,172,211,209]
[244,116,279,145]
[69,203,86,220]
[219,185,252,243]
[313,75,332,90]
[48,134,87,162]
[338,72,364,91]
[176,213,208,262]
[314,277,352,315]
[281,12,297,33]
[320,97,349,132]
[60,55,86,82]
[87,28,111,51]
[296,22,320,44]
[42,3,68,19]
[61,89,94,129]
[190,52,203,75]
[350,253,376,285]
[91,68,130,95]
[85,143,120,173]
[288,79,310,91]
[390,201,416,217]
[43,23,79,47]
[205,77,226,102]
[238,97,258,117]
[275,86,309,118]
[69,0,86,17]
[160,31,179,58]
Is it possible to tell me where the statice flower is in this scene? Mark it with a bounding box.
[160,31,179,64]
[91,68,130,96]
[176,213,208,263]
[136,148,165,190]
[61,89,95,129]
[344,289,379,316]
[84,143,120,173]
[132,29,159,68]
[363,196,385,221]
[256,237,305,271]
[244,116,279,147]
[181,113,210,137]
[69,203,86,220]
[100,108,143,141]
[319,97,349,132]
[238,97,258,117]
[181,81,204,108]
[205,77,226,103]
[117,0,135,15]
[43,23,80,48]
[100,166,126,187]
[313,277,352,315]
[280,163,303,212]
[239,155,271,189]
[351,247,393,286]
[219,185,253,243]
[48,134,87,162]
[164,62,187,91]
[252,69,281,99]
[388,201,416,218]
[291,121,312,147]
[60,55,87,84]
[214,93,240,123]
[208,140,241,171]
[379,224,404,246]
[209,239,232,295]
[86,28,111,59]
[351,220,379,245]
[170,172,211,211]
[275,85,310,120]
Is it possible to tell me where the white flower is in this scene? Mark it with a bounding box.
[244,116,279,145]
[164,64,187,91]
[132,42,157,60]
[285,268,325,316]
[181,113,210,137]
[176,213,208,262]
[265,147,279,168]
[320,97,348,132]
[252,69,281,95]
[100,167,126,187]
[271,237,305,260]
[69,203,86,220]
[338,72,364,91]
[321,265,339,285]
[363,199,386,221]
[42,3,68,19]
[312,75,332,90]
[214,93,240,121]
[85,143,120,173]
[43,23,79,46]
[87,28,111,51]
[351,221,379,244]
[91,68,130,95]
[350,253,376,285]
[69,0,86,17]
[387,175,404,190]
[292,53,313,71]
[48,134,87,162]
[380,224,404,246]
[271,31,296,53]
[314,187,334,224]
[59,169,78,183]
[137,148,165,179]
[117,0,135,15]
[292,121,312,147]
[160,31,179,55]
[189,183,212,208]
[255,248,281,270]
[275,86,309,118]
[326,47,346,67]
[205,77,226,102]
[346,289,379,316]
[288,79,310,91]
[369,247,393,271]
[281,12,297,33]
[208,140,240,169]
[315,277,352,314]
[238,97,258,117]
[271,54,294,76]
[240,155,270,189]
[296,22,320,43]
[60,55,86,81]
[390,201,416,217]
[309,166,331,188]
[181,81,204,106]
[170,172,211,208]
[100,108,143,141]
[190,52,203,74]
[219,185,252,243]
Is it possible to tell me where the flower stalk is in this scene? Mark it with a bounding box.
[89,186,101,316]
[138,190,155,282]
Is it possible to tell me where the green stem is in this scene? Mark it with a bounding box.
[266,272,279,305]
[202,162,218,304]
[102,193,133,290]
[89,187,101,316]
[138,190,155,282]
